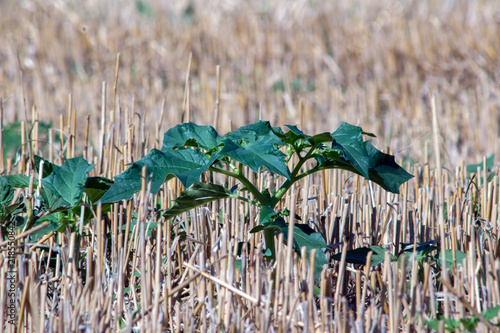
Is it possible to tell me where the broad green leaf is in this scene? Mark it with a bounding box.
[29,214,66,242]
[284,125,306,137]
[222,120,290,176]
[41,186,65,211]
[331,246,393,266]
[364,141,414,193]
[307,132,334,147]
[160,149,213,187]
[34,155,54,178]
[260,217,286,234]
[425,316,462,332]
[272,125,308,145]
[225,121,284,146]
[332,122,371,178]
[3,174,31,188]
[162,122,222,151]
[82,177,113,204]
[262,219,328,282]
[331,247,371,266]
[466,154,494,173]
[249,224,267,233]
[220,138,290,178]
[0,177,14,206]
[100,148,212,203]
[41,156,95,208]
[0,177,15,224]
[163,183,236,220]
[315,141,413,194]
[1,121,52,160]
[258,205,278,225]
[292,226,329,281]
[434,249,467,268]
[482,304,500,321]
[368,246,394,266]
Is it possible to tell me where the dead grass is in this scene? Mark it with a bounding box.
[0,0,500,331]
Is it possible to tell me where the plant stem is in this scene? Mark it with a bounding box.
[231,194,262,208]
[270,143,321,206]
[290,144,317,179]
[209,166,268,205]
[295,165,322,181]
[264,228,276,259]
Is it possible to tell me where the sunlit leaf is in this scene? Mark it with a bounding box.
[41,156,95,208]
[100,148,212,203]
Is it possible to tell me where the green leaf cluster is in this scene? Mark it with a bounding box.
[1,121,414,282]
[0,156,110,239]
[100,121,412,281]
[426,305,500,332]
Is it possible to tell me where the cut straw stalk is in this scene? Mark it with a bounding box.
[183,262,259,305]
[431,92,450,318]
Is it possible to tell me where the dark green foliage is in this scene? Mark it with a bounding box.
[426,305,500,332]
[330,246,394,266]
[163,183,237,220]
[41,156,95,208]
[1,121,53,160]
[1,121,414,282]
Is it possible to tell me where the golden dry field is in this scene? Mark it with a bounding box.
[1,0,500,332]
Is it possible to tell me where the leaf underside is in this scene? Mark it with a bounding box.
[163,183,236,220]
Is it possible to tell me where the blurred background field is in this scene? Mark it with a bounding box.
[1,0,499,167]
[1,0,500,332]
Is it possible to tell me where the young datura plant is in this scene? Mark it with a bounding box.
[99,121,413,279]
[0,121,413,281]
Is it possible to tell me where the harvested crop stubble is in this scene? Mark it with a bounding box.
[0,0,499,332]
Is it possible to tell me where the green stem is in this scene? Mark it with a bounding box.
[209,166,268,205]
[264,228,276,260]
[213,143,321,261]
[208,166,235,178]
[270,142,322,206]
[231,194,262,208]
[295,165,322,181]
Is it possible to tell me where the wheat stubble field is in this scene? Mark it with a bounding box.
[1,0,500,332]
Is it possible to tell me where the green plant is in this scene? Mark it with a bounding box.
[425,305,500,332]
[1,121,54,161]
[0,155,111,239]
[1,121,413,280]
[100,120,413,279]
